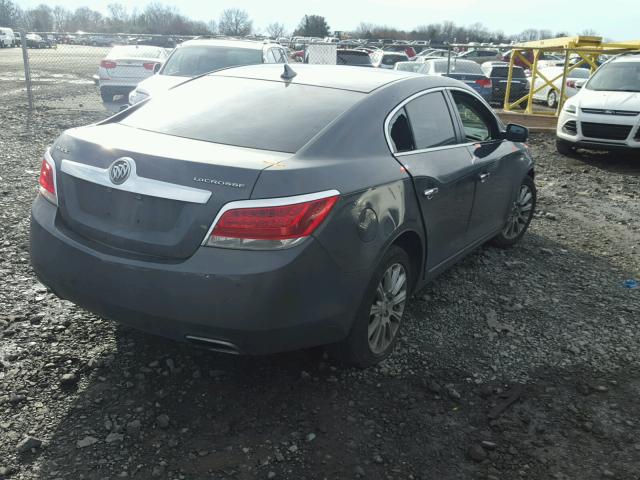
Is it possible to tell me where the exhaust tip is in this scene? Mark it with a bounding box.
[185,335,241,355]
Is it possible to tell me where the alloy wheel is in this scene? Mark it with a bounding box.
[503,183,534,240]
[368,263,407,355]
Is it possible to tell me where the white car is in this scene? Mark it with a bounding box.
[98,45,168,102]
[0,27,15,47]
[129,38,288,105]
[370,51,409,69]
[557,53,640,154]
[530,66,591,108]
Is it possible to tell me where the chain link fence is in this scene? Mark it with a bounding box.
[8,32,188,112]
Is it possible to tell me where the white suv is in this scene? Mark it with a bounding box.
[556,53,640,155]
[128,38,287,105]
[0,27,15,47]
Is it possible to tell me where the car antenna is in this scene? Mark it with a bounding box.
[281,64,297,80]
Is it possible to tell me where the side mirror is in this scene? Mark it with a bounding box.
[153,63,161,74]
[504,123,528,143]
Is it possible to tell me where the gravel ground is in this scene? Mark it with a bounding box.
[1,102,639,480]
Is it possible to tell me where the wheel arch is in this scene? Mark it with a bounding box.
[389,229,425,293]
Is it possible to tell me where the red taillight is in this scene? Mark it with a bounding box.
[143,62,157,70]
[100,60,117,69]
[214,196,338,240]
[476,78,492,88]
[566,80,576,88]
[39,156,57,204]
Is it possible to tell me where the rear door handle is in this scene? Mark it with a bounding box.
[423,187,439,199]
[478,172,491,183]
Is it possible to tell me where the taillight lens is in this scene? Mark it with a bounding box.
[205,192,339,250]
[476,78,492,88]
[566,80,576,88]
[100,60,117,69]
[143,62,157,70]
[38,152,57,205]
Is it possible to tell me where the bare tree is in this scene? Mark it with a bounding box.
[266,22,285,39]
[580,29,599,37]
[218,8,252,36]
[208,19,217,34]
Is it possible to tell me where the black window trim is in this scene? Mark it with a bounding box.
[384,86,503,156]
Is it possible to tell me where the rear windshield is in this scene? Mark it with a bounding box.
[586,62,640,92]
[491,67,526,78]
[160,45,263,76]
[382,54,405,66]
[337,51,372,66]
[395,62,422,72]
[120,76,365,153]
[433,60,482,74]
[108,46,164,59]
[568,68,591,79]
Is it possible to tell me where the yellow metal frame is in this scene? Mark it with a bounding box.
[502,36,640,117]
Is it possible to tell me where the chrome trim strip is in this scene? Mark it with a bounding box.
[201,189,341,246]
[60,159,212,204]
[384,85,499,157]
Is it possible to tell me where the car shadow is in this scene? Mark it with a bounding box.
[565,148,640,176]
[25,232,640,480]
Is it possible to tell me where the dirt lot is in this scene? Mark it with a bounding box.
[1,78,640,479]
[0,45,124,111]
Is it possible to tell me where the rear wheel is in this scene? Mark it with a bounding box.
[331,246,412,368]
[556,138,575,156]
[492,176,536,248]
[547,90,558,108]
[100,88,113,103]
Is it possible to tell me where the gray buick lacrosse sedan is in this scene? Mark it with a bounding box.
[30,64,536,367]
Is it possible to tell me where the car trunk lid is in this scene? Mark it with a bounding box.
[53,123,289,259]
[102,56,160,80]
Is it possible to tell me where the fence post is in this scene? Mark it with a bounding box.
[20,30,34,110]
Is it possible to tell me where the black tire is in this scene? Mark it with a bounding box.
[556,138,575,156]
[330,245,413,368]
[492,176,536,248]
[100,88,113,103]
[547,90,557,108]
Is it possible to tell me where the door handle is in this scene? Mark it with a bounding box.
[478,172,491,183]
[423,187,439,199]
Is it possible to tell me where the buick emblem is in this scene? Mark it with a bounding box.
[109,158,133,185]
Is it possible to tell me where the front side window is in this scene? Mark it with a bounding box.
[451,91,497,142]
[404,92,457,150]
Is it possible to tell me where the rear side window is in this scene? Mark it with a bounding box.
[404,92,456,149]
[121,76,364,153]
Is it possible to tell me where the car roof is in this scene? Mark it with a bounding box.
[610,52,640,63]
[210,63,426,93]
[180,37,274,51]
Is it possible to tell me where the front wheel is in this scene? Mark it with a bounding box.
[331,245,412,368]
[492,176,536,248]
[556,138,575,156]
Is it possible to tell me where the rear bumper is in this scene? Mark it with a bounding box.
[30,195,368,354]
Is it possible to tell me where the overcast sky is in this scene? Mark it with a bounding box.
[19,0,638,40]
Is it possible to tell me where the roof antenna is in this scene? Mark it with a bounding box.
[281,64,297,80]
